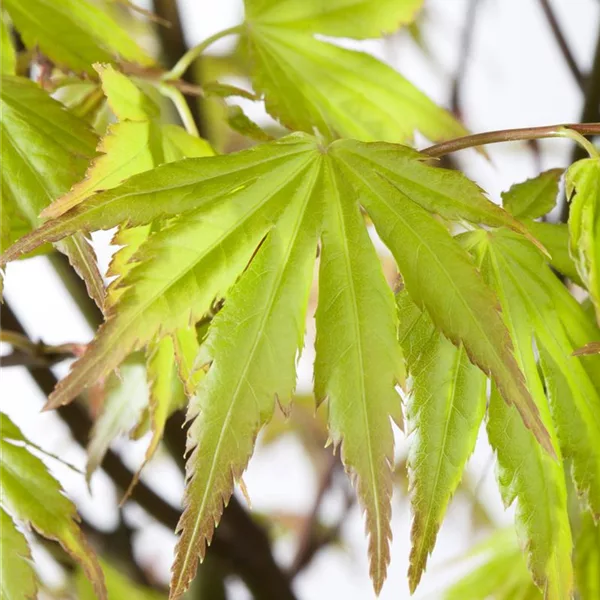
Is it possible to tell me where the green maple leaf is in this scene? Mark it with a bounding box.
[397,290,486,592]
[566,158,600,324]
[500,169,582,285]
[3,0,152,76]
[501,168,563,219]
[75,560,164,600]
[0,507,38,600]
[47,66,213,493]
[443,529,542,600]
[463,227,600,597]
[243,0,465,143]
[0,75,105,307]
[1,133,552,597]
[0,414,106,599]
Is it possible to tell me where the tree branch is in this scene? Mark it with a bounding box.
[538,0,584,90]
[450,0,482,118]
[422,122,600,158]
[560,28,600,221]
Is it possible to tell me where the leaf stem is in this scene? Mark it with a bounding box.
[558,127,600,159]
[158,83,200,136]
[422,123,600,158]
[162,25,243,81]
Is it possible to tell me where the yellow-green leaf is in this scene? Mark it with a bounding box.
[172,160,321,599]
[0,414,106,599]
[0,75,105,308]
[244,1,464,143]
[566,158,600,323]
[397,291,486,592]
[314,161,403,593]
[0,507,37,600]
[4,0,152,76]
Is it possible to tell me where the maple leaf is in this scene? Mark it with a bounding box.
[1,133,552,598]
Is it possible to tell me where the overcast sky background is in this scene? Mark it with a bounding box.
[2,1,600,598]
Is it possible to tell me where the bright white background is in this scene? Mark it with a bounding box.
[2,0,599,598]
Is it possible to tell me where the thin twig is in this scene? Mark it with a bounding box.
[289,452,338,577]
[450,0,482,118]
[538,0,584,90]
[560,28,600,222]
[422,122,600,158]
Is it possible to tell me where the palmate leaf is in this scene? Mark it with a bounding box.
[3,0,152,76]
[0,507,38,600]
[243,0,465,143]
[397,290,486,592]
[0,75,105,307]
[463,229,600,597]
[51,66,213,490]
[1,134,551,597]
[566,158,600,323]
[471,230,600,518]
[0,414,106,599]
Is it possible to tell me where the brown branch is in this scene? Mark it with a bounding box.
[560,29,600,221]
[422,122,600,158]
[289,452,338,577]
[538,0,584,90]
[450,0,482,118]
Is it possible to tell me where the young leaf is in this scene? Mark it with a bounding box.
[0,17,16,76]
[467,230,574,598]
[2,134,560,595]
[0,414,106,599]
[0,75,105,308]
[245,0,423,38]
[124,336,187,496]
[314,162,403,593]
[4,0,152,76]
[474,229,600,517]
[443,529,542,600]
[86,355,149,480]
[172,327,205,398]
[0,135,316,261]
[244,0,464,142]
[331,143,552,455]
[76,560,164,600]
[42,65,213,220]
[172,163,321,599]
[397,291,486,592]
[566,158,600,323]
[502,168,563,219]
[0,507,38,600]
[526,221,583,285]
[38,142,318,412]
[331,140,539,238]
